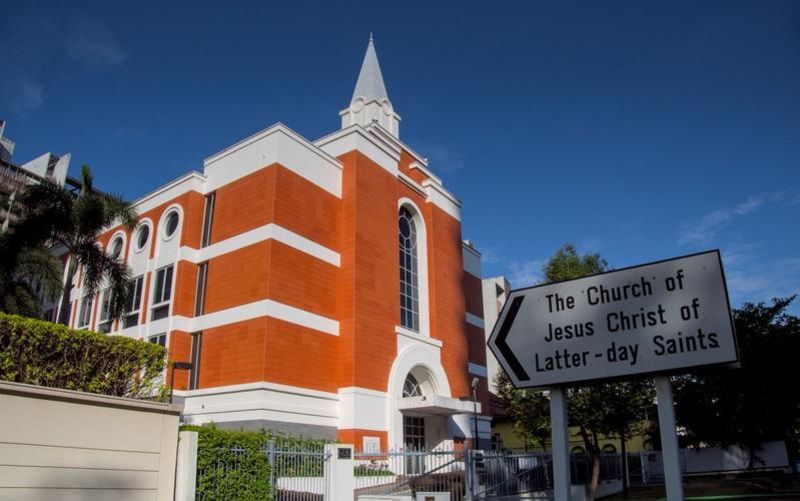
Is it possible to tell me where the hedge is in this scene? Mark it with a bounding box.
[0,313,167,399]
[181,424,331,500]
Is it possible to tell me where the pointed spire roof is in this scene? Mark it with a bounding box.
[351,34,389,103]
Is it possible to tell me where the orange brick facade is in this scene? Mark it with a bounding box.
[72,41,492,449]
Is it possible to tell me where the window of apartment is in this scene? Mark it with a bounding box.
[201,192,216,248]
[148,333,167,347]
[399,207,419,331]
[98,288,113,333]
[194,262,208,316]
[189,332,203,390]
[77,294,93,329]
[151,265,174,321]
[123,275,144,328]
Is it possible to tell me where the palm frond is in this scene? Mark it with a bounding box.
[100,192,138,231]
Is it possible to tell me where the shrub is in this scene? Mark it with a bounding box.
[0,313,167,399]
[181,424,331,500]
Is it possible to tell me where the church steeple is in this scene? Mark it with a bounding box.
[340,35,401,138]
[351,34,388,102]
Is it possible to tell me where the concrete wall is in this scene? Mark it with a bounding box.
[0,381,182,501]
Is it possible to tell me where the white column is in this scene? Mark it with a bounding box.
[655,376,685,501]
[324,443,354,501]
[550,387,571,501]
[174,431,198,501]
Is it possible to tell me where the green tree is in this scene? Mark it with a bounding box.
[673,296,800,465]
[4,165,137,324]
[0,239,63,318]
[495,370,551,451]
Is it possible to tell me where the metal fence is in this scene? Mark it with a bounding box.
[196,441,330,501]
[354,448,467,500]
[468,450,623,500]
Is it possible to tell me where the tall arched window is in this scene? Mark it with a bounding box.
[399,207,419,331]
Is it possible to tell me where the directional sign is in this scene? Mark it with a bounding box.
[487,250,738,388]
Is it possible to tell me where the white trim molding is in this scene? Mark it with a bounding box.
[181,381,339,429]
[205,123,343,197]
[179,223,340,267]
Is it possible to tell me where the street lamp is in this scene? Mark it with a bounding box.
[170,361,193,403]
[471,376,480,450]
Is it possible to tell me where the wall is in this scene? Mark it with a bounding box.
[0,381,181,501]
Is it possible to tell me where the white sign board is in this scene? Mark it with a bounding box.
[488,250,738,388]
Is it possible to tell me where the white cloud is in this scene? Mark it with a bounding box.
[67,17,127,71]
[678,192,785,246]
[506,259,545,289]
[724,256,800,311]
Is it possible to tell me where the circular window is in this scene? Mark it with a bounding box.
[163,211,180,238]
[110,237,123,258]
[136,225,150,251]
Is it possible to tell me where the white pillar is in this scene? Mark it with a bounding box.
[654,376,685,501]
[550,387,571,501]
[324,443,354,501]
[174,430,198,501]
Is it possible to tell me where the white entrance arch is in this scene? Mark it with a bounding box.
[386,344,451,448]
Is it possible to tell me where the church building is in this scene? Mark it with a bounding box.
[68,38,490,451]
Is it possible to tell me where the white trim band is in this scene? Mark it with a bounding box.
[180,223,340,267]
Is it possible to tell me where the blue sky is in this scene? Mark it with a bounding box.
[3,1,799,312]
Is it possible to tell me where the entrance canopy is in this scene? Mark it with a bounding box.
[399,395,480,416]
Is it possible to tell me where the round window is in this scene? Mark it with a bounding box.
[136,225,150,250]
[164,211,180,238]
[110,237,123,258]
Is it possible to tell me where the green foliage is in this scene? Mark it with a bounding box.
[0,313,167,399]
[495,370,551,450]
[182,424,331,501]
[674,296,800,463]
[543,243,607,283]
[0,234,64,319]
[7,165,138,324]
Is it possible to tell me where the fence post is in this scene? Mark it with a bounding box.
[465,449,474,501]
[324,443,354,501]
[267,440,276,496]
[174,431,198,501]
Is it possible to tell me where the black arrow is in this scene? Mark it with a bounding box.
[495,295,530,382]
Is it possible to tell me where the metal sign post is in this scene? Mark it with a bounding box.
[549,387,571,501]
[655,376,685,501]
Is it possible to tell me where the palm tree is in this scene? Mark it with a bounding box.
[0,239,63,317]
[6,165,137,324]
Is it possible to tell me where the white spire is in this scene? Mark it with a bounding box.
[351,35,389,103]
[340,35,401,138]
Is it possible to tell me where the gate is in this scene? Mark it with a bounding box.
[466,450,623,499]
[467,450,553,499]
[354,448,467,500]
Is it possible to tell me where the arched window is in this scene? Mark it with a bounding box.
[398,207,419,331]
[403,373,423,398]
[570,446,586,456]
[602,444,617,454]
